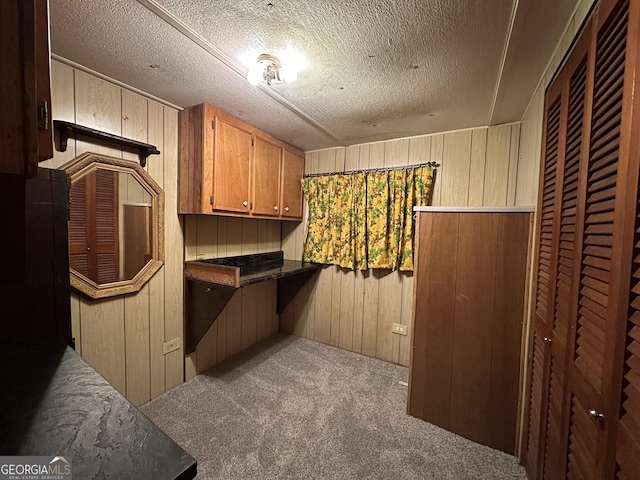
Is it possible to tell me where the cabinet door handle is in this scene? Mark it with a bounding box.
[285,206,289,212]
[274,205,279,212]
[243,201,248,207]
[38,99,49,130]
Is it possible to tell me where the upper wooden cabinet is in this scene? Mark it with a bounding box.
[280,147,304,219]
[1,0,54,177]
[252,134,282,216]
[178,103,305,221]
[213,116,252,214]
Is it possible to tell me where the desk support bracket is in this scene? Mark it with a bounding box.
[185,279,235,354]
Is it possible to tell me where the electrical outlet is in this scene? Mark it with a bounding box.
[163,337,181,355]
[391,323,408,336]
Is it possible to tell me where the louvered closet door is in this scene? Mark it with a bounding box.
[613,0,640,476]
[542,31,591,480]
[524,82,563,480]
[565,0,630,477]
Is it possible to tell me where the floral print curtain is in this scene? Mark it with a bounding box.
[302,165,433,272]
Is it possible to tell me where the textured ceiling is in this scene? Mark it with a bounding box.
[49,0,578,151]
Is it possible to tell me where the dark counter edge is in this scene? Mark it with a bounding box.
[0,342,197,480]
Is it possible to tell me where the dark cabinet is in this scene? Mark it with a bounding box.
[0,0,53,177]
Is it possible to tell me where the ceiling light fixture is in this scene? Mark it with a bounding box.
[247,53,293,86]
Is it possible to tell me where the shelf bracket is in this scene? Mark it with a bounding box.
[53,120,160,167]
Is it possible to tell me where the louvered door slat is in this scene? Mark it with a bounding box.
[581,274,608,294]
[584,235,612,247]
[587,198,616,214]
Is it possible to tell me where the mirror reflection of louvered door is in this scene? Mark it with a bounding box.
[68,168,119,284]
[523,0,640,477]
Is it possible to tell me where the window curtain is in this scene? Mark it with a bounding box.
[302,165,433,272]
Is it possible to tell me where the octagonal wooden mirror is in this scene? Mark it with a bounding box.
[61,152,164,299]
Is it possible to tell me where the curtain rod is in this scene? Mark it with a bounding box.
[303,162,440,178]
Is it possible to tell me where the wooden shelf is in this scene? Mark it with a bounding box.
[53,120,160,167]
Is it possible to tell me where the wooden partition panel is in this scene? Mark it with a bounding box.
[408,210,531,454]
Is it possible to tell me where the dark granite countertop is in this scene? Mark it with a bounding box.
[238,259,319,286]
[0,343,196,480]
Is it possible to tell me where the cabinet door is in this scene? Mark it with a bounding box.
[252,135,281,216]
[213,118,252,213]
[280,149,304,219]
[1,0,52,177]
[34,0,53,162]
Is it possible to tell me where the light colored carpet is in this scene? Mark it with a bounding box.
[141,333,527,479]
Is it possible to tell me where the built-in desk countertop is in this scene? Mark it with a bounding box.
[184,251,320,353]
[0,343,197,480]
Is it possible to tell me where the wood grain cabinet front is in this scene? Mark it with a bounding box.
[252,134,282,216]
[280,147,304,219]
[178,103,304,221]
[213,116,252,214]
[1,0,54,177]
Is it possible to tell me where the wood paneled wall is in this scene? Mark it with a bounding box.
[280,124,527,366]
[182,216,281,377]
[41,60,183,405]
